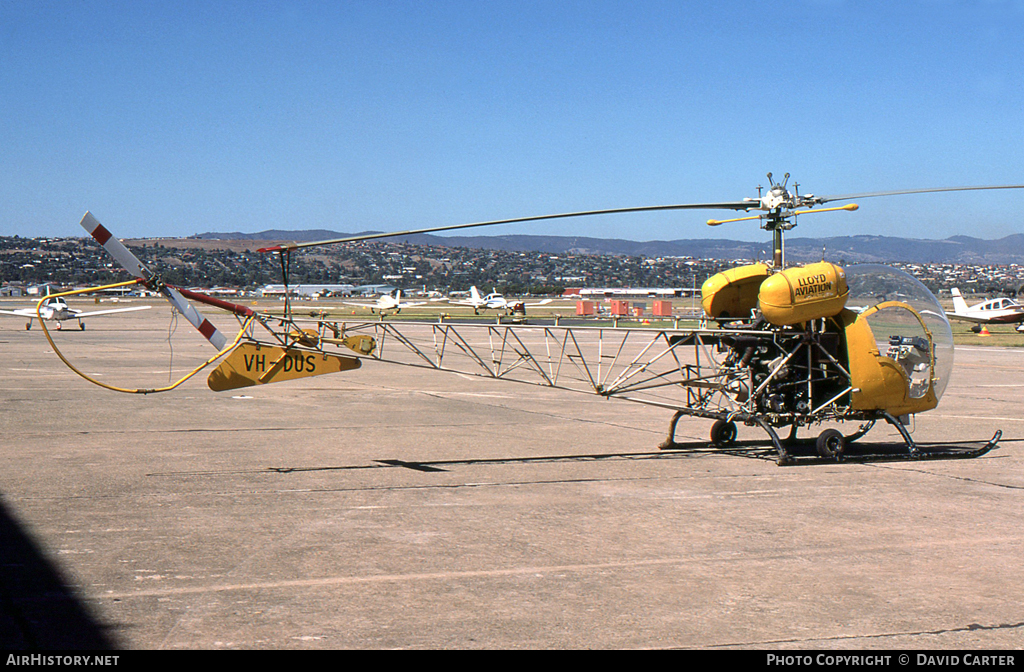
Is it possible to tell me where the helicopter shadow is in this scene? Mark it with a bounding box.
[265,449,708,475]
[0,494,118,650]
[255,435,1012,478]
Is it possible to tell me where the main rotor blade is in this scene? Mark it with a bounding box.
[80,212,228,350]
[258,201,757,253]
[815,184,1024,205]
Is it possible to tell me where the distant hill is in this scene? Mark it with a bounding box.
[194,230,1024,265]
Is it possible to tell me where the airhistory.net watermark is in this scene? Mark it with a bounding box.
[6,656,119,667]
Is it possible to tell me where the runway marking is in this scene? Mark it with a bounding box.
[932,414,1024,423]
[94,537,1024,601]
[418,391,519,398]
[954,345,1024,352]
[96,559,705,599]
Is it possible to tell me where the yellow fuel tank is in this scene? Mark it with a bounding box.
[701,263,771,320]
[758,261,849,326]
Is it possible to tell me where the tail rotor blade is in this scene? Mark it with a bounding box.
[79,212,228,350]
[80,212,149,279]
[163,286,228,350]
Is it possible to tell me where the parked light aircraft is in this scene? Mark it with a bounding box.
[0,294,150,330]
[342,289,426,314]
[57,179,1024,464]
[447,286,553,314]
[948,288,1024,332]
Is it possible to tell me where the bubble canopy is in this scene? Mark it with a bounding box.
[845,264,954,401]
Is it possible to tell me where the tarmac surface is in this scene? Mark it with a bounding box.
[1,306,1023,650]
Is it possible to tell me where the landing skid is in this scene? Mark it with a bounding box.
[659,409,1001,465]
[660,433,1001,465]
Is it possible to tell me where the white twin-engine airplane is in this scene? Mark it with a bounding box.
[948,288,1024,332]
[447,286,553,314]
[0,294,151,330]
[341,289,426,314]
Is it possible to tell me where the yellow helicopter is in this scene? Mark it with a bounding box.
[51,175,1023,464]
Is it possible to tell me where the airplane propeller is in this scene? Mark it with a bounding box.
[80,212,229,350]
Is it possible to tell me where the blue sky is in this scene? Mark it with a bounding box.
[2,0,1023,242]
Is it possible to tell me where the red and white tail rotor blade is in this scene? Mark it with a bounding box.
[80,211,149,279]
[161,285,228,350]
[80,212,228,350]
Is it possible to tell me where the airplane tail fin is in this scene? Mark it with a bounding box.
[469,286,481,301]
[951,288,969,315]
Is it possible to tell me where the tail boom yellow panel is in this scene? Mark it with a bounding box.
[208,342,361,391]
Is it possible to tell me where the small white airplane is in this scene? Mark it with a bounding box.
[446,286,553,315]
[0,294,151,330]
[948,288,1024,332]
[341,289,426,314]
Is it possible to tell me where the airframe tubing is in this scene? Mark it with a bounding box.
[37,280,251,394]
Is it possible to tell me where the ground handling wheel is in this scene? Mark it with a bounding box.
[816,428,845,461]
[710,419,738,447]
